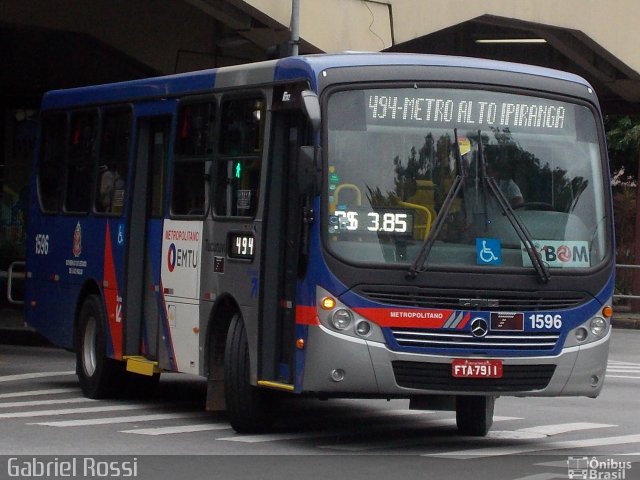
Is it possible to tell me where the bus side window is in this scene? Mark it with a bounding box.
[65,111,98,213]
[95,109,132,214]
[171,101,215,216]
[214,96,264,217]
[38,113,67,213]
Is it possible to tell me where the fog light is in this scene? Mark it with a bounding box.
[355,321,371,337]
[575,327,588,342]
[330,369,345,382]
[590,317,607,336]
[331,309,353,330]
[590,375,599,387]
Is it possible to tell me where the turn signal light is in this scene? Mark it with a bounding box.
[602,306,613,318]
[321,297,336,310]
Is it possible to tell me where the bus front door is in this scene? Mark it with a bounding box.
[123,115,172,370]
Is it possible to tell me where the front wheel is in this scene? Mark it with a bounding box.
[456,395,495,436]
[76,295,125,398]
[224,313,273,433]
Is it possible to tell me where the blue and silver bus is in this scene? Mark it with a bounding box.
[25,53,614,436]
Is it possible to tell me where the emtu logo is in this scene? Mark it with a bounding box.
[167,244,177,272]
[167,243,198,272]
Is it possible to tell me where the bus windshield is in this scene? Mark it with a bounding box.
[325,87,607,270]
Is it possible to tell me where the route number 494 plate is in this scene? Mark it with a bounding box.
[452,359,503,378]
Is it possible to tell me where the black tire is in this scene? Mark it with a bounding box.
[456,395,495,436]
[224,313,273,433]
[76,295,126,398]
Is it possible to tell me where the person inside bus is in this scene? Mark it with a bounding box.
[98,164,115,212]
[486,160,524,208]
[98,163,125,213]
[463,157,524,241]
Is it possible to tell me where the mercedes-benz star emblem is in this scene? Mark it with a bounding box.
[470,318,489,338]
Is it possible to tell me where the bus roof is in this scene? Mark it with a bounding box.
[41,52,592,111]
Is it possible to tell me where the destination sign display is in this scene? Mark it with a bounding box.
[363,88,577,134]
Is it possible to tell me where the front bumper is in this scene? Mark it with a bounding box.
[301,323,610,398]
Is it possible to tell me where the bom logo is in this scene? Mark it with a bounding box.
[540,244,588,263]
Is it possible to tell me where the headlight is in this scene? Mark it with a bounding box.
[590,316,607,336]
[355,321,371,337]
[331,309,353,330]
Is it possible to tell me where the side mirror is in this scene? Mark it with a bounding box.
[298,145,322,195]
[301,90,321,131]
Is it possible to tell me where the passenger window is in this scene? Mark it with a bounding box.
[95,109,131,214]
[38,113,67,213]
[172,101,216,216]
[65,111,98,213]
[214,97,264,217]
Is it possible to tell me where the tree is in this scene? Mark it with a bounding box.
[606,115,640,310]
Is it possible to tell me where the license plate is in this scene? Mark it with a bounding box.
[451,359,503,378]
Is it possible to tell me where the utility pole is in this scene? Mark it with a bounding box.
[291,0,300,56]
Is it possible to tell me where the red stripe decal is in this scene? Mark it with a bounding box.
[457,312,471,330]
[103,223,123,359]
[353,308,453,328]
[296,305,319,325]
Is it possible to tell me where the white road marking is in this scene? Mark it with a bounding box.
[30,412,205,427]
[515,422,615,436]
[0,371,75,383]
[0,388,77,399]
[0,403,146,419]
[221,413,521,444]
[121,423,231,435]
[424,434,640,459]
[0,397,95,409]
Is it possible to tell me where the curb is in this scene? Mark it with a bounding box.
[611,317,640,329]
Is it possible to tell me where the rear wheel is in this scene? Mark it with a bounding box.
[456,395,495,436]
[224,313,273,433]
[76,295,126,398]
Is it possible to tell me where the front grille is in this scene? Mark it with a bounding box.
[355,285,588,311]
[391,328,560,351]
[392,361,556,392]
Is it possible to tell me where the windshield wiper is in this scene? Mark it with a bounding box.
[408,129,550,284]
[407,129,465,278]
[476,132,551,284]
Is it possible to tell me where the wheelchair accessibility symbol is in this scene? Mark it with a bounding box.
[476,238,502,265]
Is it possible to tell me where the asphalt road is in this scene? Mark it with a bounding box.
[0,329,638,480]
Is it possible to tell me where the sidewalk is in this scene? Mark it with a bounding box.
[1,306,638,348]
[0,307,51,346]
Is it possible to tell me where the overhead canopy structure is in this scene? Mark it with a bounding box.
[2,0,640,113]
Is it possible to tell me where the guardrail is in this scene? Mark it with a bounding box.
[0,261,25,305]
[614,264,640,300]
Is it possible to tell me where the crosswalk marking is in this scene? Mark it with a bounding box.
[0,403,147,419]
[0,371,75,383]
[220,414,521,444]
[424,433,640,459]
[607,361,640,380]
[0,396,96,409]
[515,422,615,436]
[319,416,522,451]
[0,388,78,399]
[218,409,441,443]
[121,423,231,435]
[30,412,205,427]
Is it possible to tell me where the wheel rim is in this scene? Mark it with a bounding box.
[82,315,98,377]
